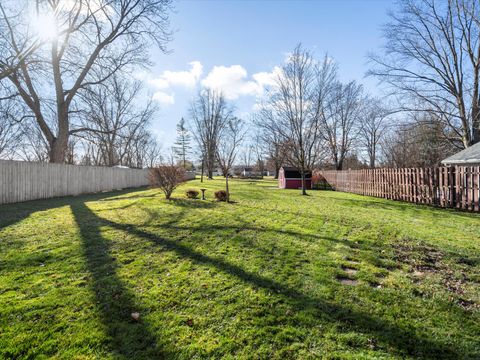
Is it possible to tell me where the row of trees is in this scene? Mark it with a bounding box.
[251,45,394,193]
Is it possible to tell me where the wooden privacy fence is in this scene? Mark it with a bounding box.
[0,160,151,205]
[319,166,480,212]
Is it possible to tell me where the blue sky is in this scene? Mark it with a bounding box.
[144,0,395,149]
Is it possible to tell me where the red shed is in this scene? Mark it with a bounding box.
[278,166,312,189]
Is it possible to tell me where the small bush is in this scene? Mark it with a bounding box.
[149,165,186,199]
[186,189,199,199]
[214,190,228,202]
[312,170,332,190]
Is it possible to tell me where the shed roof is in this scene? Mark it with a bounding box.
[441,142,480,165]
[280,166,312,178]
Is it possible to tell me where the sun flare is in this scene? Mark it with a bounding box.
[31,12,58,41]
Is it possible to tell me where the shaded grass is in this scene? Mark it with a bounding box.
[0,178,479,359]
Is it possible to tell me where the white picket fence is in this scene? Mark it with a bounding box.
[0,160,151,205]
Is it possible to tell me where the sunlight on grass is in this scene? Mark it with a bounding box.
[0,178,479,359]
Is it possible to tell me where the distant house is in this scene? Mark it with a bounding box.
[242,167,255,177]
[233,166,262,178]
[441,142,480,166]
[278,166,312,189]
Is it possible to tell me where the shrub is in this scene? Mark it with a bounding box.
[214,190,228,202]
[312,170,332,190]
[149,166,186,199]
[186,189,199,199]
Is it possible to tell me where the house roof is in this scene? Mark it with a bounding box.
[441,142,480,165]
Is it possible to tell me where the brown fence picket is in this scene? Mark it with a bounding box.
[319,166,479,213]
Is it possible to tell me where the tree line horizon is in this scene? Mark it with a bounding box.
[1,0,479,192]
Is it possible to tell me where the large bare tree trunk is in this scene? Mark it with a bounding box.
[274,163,281,179]
[336,160,343,171]
[49,137,68,163]
[225,176,230,202]
[301,172,307,196]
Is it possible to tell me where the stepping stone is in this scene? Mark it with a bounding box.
[342,267,358,275]
[339,278,358,286]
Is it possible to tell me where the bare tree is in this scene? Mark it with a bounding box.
[149,165,185,200]
[321,80,364,170]
[265,45,335,194]
[189,89,231,179]
[381,114,457,167]
[369,0,480,148]
[0,97,26,158]
[358,97,390,168]
[78,75,156,167]
[253,109,289,178]
[216,118,245,202]
[139,134,163,168]
[0,2,39,81]
[0,118,22,159]
[122,128,158,168]
[240,143,254,169]
[1,0,172,163]
[17,120,49,162]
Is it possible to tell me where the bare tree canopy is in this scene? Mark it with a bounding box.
[77,74,157,167]
[0,102,24,158]
[370,0,480,148]
[189,89,232,179]
[381,114,458,167]
[357,97,391,168]
[321,80,364,170]
[260,45,336,194]
[252,108,288,178]
[0,2,39,81]
[0,0,172,163]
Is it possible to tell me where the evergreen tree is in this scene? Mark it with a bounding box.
[174,118,191,168]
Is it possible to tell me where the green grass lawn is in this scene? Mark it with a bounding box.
[0,178,479,359]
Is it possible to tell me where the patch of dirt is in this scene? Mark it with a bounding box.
[455,298,479,311]
[393,242,444,270]
[394,240,478,311]
[456,256,479,267]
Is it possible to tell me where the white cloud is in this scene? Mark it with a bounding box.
[201,65,283,100]
[253,66,282,89]
[201,65,263,100]
[147,61,282,106]
[152,91,174,105]
[149,61,203,90]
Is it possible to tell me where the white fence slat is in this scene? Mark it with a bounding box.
[0,160,150,204]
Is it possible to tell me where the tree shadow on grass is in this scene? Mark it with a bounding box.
[87,212,470,359]
[168,198,217,209]
[97,190,156,202]
[0,188,148,230]
[70,201,168,359]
